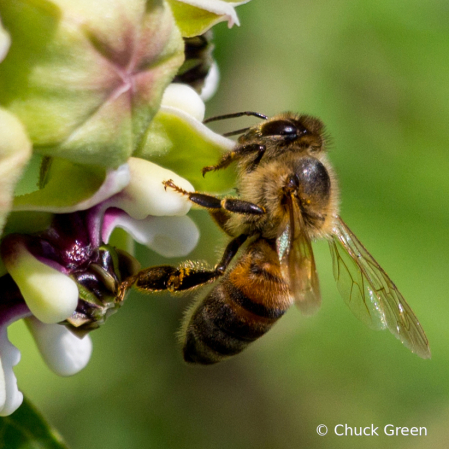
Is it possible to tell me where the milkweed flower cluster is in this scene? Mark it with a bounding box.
[0,0,247,416]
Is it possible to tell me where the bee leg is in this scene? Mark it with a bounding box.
[202,143,265,176]
[163,180,265,215]
[215,233,248,273]
[246,144,267,172]
[163,233,248,292]
[221,198,265,215]
[118,234,247,297]
[116,266,175,301]
[209,209,233,234]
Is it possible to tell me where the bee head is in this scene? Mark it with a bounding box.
[240,113,326,153]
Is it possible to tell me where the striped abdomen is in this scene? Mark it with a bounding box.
[182,238,293,364]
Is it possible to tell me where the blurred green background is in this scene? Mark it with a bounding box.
[9,0,449,447]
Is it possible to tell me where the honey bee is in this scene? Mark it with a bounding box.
[119,111,430,364]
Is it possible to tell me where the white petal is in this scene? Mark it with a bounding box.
[0,327,23,417]
[0,19,10,63]
[200,62,220,102]
[162,84,205,121]
[107,158,195,219]
[104,213,199,258]
[26,317,92,377]
[3,239,79,323]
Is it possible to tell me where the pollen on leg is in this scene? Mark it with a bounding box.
[167,268,187,292]
[178,267,192,285]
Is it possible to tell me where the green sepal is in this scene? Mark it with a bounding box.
[168,0,247,37]
[2,211,53,237]
[136,109,235,192]
[13,158,106,211]
[169,0,221,37]
[0,108,32,235]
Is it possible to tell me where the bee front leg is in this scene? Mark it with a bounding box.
[163,180,266,215]
[117,234,248,300]
[202,143,266,176]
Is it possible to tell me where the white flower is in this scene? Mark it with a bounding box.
[0,79,237,415]
[0,157,200,415]
[0,0,251,419]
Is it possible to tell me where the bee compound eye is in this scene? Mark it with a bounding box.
[261,120,299,140]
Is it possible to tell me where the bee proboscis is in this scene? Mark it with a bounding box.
[119,111,430,364]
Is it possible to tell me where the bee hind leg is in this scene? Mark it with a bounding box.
[116,265,177,301]
[118,234,248,298]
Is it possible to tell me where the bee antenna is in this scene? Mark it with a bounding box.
[203,111,268,124]
[223,127,251,137]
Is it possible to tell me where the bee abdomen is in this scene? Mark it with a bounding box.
[183,274,289,364]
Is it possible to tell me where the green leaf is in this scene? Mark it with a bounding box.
[0,397,68,449]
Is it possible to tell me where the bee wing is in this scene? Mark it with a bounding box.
[329,216,430,359]
[278,198,321,315]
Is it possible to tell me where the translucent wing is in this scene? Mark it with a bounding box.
[278,197,321,315]
[329,216,430,358]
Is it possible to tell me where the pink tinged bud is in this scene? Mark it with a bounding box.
[2,237,79,324]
